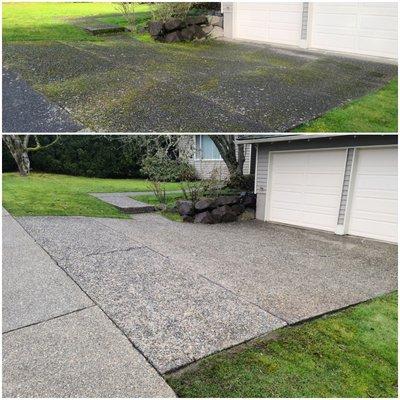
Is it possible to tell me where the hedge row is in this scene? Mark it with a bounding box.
[3,136,144,178]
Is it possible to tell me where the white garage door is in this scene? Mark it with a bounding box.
[268,149,346,232]
[310,2,398,59]
[348,147,398,243]
[234,2,303,46]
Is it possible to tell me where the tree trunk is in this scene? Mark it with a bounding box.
[3,135,31,176]
[209,135,244,179]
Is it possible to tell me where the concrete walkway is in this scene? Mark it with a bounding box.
[2,209,175,397]
[2,69,83,133]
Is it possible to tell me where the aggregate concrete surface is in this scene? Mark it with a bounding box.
[17,214,397,374]
[3,36,397,132]
[2,68,83,133]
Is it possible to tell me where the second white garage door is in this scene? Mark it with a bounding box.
[347,147,398,243]
[310,2,398,59]
[234,2,303,46]
[267,149,347,232]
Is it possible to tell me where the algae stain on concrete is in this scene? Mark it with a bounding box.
[198,77,219,92]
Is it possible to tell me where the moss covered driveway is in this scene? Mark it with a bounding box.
[3,31,397,132]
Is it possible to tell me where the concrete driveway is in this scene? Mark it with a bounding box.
[3,35,397,132]
[17,213,397,374]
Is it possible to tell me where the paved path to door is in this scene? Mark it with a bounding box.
[2,209,175,398]
[14,213,397,377]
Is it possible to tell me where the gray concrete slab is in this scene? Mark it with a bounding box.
[98,214,398,324]
[2,213,92,332]
[2,68,83,133]
[90,193,156,214]
[58,247,284,373]
[2,306,176,398]
[17,216,142,263]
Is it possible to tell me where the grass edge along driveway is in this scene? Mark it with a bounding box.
[2,172,182,218]
[167,292,398,398]
[295,78,398,133]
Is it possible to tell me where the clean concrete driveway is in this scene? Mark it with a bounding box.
[3,35,397,132]
[17,213,397,375]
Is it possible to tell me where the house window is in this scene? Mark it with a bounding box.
[196,135,222,160]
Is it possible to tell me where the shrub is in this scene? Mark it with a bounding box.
[150,2,192,21]
[2,135,144,178]
[227,174,255,192]
[141,154,196,182]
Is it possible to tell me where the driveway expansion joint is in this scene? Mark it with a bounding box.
[2,304,97,335]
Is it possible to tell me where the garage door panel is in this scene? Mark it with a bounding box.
[235,2,302,45]
[311,2,398,58]
[268,150,346,232]
[349,219,397,243]
[348,147,398,243]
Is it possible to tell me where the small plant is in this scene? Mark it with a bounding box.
[141,153,196,182]
[180,168,224,203]
[147,180,167,204]
[114,2,137,32]
[150,2,192,22]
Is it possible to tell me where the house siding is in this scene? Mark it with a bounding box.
[243,144,252,175]
[255,145,269,194]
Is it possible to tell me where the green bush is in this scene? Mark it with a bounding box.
[141,154,196,182]
[227,174,255,192]
[2,135,144,178]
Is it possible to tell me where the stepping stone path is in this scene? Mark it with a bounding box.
[91,193,156,214]
[83,25,128,35]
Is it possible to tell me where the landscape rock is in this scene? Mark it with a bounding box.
[195,198,215,211]
[165,31,182,43]
[194,211,215,224]
[187,15,208,26]
[176,200,194,216]
[207,15,223,27]
[181,26,195,41]
[241,193,257,208]
[201,25,214,36]
[238,208,256,221]
[209,26,224,39]
[211,205,237,223]
[182,215,194,223]
[215,195,240,207]
[148,21,164,37]
[164,18,184,32]
[231,203,245,216]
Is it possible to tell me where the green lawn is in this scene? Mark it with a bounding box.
[2,172,182,218]
[167,292,398,398]
[295,79,398,132]
[2,2,151,42]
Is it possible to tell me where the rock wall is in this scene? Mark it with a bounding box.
[148,14,224,42]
